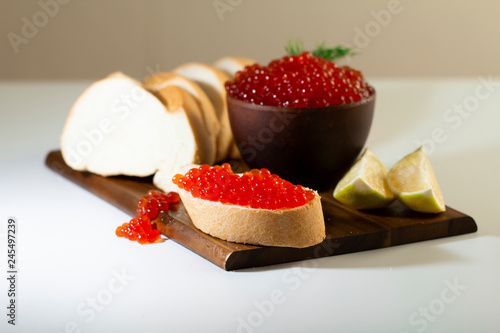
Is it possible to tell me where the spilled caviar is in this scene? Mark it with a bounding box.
[225,51,373,107]
[116,190,180,244]
[172,163,316,210]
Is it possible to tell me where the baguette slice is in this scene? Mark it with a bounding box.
[151,86,216,192]
[213,56,256,78]
[60,72,204,179]
[143,72,218,165]
[175,186,326,248]
[173,63,236,161]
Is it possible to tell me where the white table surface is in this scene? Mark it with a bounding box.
[1,78,499,333]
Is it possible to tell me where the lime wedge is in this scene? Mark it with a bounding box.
[333,148,395,209]
[387,146,445,213]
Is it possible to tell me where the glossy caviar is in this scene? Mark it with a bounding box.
[116,190,180,244]
[172,164,316,210]
[225,51,373,107]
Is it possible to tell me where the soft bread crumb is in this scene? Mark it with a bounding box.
[60,73,200,177]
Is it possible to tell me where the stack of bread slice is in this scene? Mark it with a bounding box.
[60,57,254,192]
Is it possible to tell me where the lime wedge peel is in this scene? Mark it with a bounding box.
[334,146,446,213]
[387,146,445,213]
[333,148,395,210]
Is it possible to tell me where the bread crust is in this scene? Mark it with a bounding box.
[153,85,208,165]
[143,72,218,165]
[177,188,326,248]
[173,63,236,161]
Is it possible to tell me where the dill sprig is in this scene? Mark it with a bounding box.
[285,39,306,56]
[285,39,356,61]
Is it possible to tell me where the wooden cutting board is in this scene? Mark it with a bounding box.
[45,150,477,271]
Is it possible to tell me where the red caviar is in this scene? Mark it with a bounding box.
[225,51,373,107]
[172,164,315,210]
[116,190,180,244]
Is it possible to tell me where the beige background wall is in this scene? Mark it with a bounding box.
[1,0,499,80]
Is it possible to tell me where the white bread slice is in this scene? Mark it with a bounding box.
[60,72,203,179]
[151,86,217,192]
[173,63,236,161]
[143,72,218,164]
[213,56,255,78]
[176,186,326,248]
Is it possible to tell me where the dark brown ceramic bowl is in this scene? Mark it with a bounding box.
[227,92,376,191]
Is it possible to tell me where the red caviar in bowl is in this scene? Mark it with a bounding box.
[172,163,316,210]
[225,51,373,108]
[116,190,180,244]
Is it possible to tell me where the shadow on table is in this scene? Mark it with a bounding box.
[241,232,480,272]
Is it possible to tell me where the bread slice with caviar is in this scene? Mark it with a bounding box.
[172,165,326,248]
[60,72,210,180]
[173,63,237,160]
